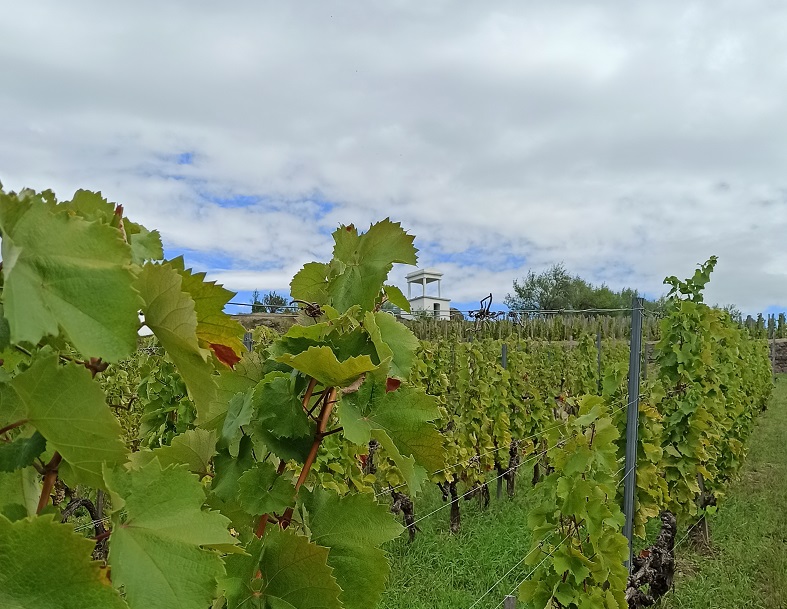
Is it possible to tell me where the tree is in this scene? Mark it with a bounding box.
[251,289,289,313]
[504,263,659,313]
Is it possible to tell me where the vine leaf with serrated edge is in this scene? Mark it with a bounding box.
[0,188,141,362]
[135,262,223,426]
[170,256,245,364]
[4,351,127,490]
[0,431,46,472]
[220,527,342,609]
[236,461,296,515]
[339,382,444,491]
[276,345,377,388]
[105,460,237,609]
[290,219,417,313]
[128,429,217,478]
[0,514,128,609]
[300,487,403,609]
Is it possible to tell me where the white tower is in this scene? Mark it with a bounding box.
[405,268,451,320]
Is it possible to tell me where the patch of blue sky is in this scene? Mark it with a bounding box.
[449,299,508,314]
[763,305,787,316]
[199,192,261,208]
[226,289,294,315]
[176,152,194,165]
[164,247,237,270]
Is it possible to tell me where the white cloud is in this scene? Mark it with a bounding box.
[1,1,787,313]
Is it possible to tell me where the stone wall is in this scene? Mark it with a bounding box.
[771,338,787,373]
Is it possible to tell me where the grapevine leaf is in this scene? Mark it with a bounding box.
[327,219,418,312]
[61,189,116,222]
[301,488,402,609]
[0,378,24,427]
[371,429,428,493]
[275,346,376,387]
[383,284,410,311]
[0,304,11,351]
[0,189,141,361]
[213,351,267,432]
[366,311,419,378]
[136,262,223,426]
[106,460,237,609]
[220,528,342,609]
[0,467,40,521]
[290,262,330,305]
[236,461,296,515]
[125,221,164,264]
[0,514,128,609]
[129,429,217,477]
[9,353,127,489]
[221,391,254,454]
[211,437,255,503]
[0,431,46,472]
[247,418,314,464]
[253,372,312,438]
[170,257,245,360]
[339,384,444,473]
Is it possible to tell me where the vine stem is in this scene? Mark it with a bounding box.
[277,386,338,529]
[255,377,322,538]
[301,378,318,414]
[37,452,62,513]
[0,419,28,436]
[294,387,337,492]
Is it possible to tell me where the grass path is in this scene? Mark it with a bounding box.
[662,376,787,608]
[380,476,538,609]
[382,377,787,609]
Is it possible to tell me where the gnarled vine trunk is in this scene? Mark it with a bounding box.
[625,511,677,608]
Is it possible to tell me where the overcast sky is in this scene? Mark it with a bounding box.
[1,1,786,313]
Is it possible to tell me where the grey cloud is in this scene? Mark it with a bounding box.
[1,1,787,312]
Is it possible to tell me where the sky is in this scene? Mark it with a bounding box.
[1,1,786,315]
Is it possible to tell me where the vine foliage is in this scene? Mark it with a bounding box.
[0,187,445,609]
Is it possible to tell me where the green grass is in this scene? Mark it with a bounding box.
[380,472,538,609]
[382,377,787,609]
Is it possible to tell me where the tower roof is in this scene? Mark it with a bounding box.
[406,268,443,282]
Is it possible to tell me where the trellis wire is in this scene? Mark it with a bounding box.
[489,533,573,609]
[407,395,637,528]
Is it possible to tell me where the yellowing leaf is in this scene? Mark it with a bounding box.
[170,257,245,359]
[136,263,223,426]
[276,346,376,387]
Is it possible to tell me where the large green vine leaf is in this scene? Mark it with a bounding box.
[0,189,141,361]
[0,514,128,609]
[236,461,296,515]
[128,429,217,477]
[6,352,128,489]
[0,467,40,521]
[276,346,376,388]
[301,488,403,609]
[135,262,223,425]
[220,527,342,609]
[339,383,444,491]
[0,431,46,472]
[290,219,417,313]
[105,460,237,609]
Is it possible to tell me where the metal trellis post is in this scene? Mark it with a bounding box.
[596,327,602,394]
[622,297,644,571]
